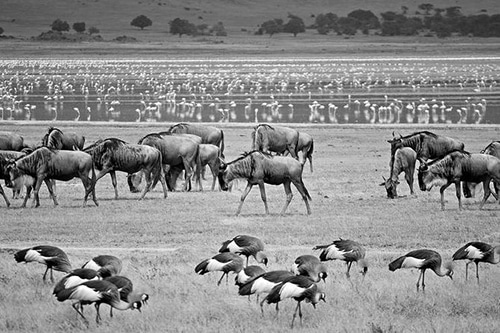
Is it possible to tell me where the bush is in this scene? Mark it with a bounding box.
[73,22,86,33]
[131,15,152,30]
[88,26,100,35]
[169,18,196,37]
[0,27,4,35]
[51,19,70,32]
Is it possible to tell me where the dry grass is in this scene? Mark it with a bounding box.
[1,122,500,332]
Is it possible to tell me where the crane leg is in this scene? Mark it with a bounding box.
[72,302,88,324]
[42,266,49,282]
[217,273,227,286]
[465,262,470,281]
[475,262,480,284]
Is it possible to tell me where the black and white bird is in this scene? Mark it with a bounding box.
[235,265,266,287]
[219,235,268,267]
[389,249,454,291]
[260,275,326,328]
[238,270,294,302]
[82,255,122,278]
[14,245,72,282]
[54,280,141,324]
[53,268,101,295]
[452,241,500,282]
[195,252,244,286]
[104,276,149,317]
[291,255,328,283]
[313,238,368,278]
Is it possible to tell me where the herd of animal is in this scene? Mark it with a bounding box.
[14,245,148,325]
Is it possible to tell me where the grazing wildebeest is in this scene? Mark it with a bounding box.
[84,138,167,200]
[463,141,500,198]
[388,131,464,166]
[166,123,225,158]
[218,151,312,215]
[0,132,29,151]
[251,124,300,159]
[196,144,222,191]
[418,151,500,210]
[5,147,98,207]
[0,150,35,207]
[380,147,417,198]
[284,131,314,172]
[42,127,85,150]
[129,133,200,192]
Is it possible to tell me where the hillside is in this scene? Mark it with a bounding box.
[1,0,499,40]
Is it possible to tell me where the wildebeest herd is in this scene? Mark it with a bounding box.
[3,124,500,327]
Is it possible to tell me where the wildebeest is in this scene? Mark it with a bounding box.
[463,141,500,198]
[218,151,311,215]
[0,132,29,151]
[0,150,35,207]
[194,143,221,191]
[388,131,464,166]
[42,127,85,150]
[251,124,299,159]
[418,151,500,210]
[284,131,314,172]
[380,147,417,198]
[84,138,167,200]
[129,133,200,192]
[166,123,225,158]
[5,147,98,207]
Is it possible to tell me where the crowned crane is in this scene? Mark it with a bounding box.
[452,242,500,283]
[219,235,268,267]
[238,270,294,303]
[82,255,122,278]
[313,238,368,278]
[53,268,101,295]
[389,249,453,292]
[195,252,244,286]
[261,275,325,328]
[104,275,149,317]
[235,265,266,287]
[291,255,328,283]
[14,245,72,282]
[54,280,141,324]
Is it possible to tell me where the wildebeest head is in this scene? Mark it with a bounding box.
[218,161,229,191]
[379,176,399,199]
[418,162,447,191]
[127,171,143,193]
[4,161,21,188]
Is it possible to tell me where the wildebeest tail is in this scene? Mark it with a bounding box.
[219,130,225,159]
[388,256,405,271]
[301,179,312,201]
[194,144,202,188]
[151,151,163,189]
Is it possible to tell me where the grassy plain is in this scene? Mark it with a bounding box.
[0,122,500,332]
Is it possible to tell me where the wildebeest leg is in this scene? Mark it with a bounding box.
[139,168,153,200]
[0,184,10,207]
[292,180,312,215]
[236,182,254,215]
[439,183,452,210]
[257,182,270,215]
[454,181,463,210]
[21,186,32,208]
[44,178,58,206]
[280,181,293,215]
[158,167,168,199]
[479,179,492,209]
[405,171,414,195]
[109,171,119,199]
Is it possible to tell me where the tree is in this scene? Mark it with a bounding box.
[50,19,70,32]
[418,3,434,15]
[335,17,359,35]
[347,9,380,30]
[72,22,86,33]
[211,21,227,36]
[130,15,152,30]
[169,18,196,37]
[0,27,4,36]
[260,19,283,36]
[283,14,305,37]
[315,13,338,34]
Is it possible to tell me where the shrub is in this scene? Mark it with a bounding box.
[51,19,70,32]
[88,26,100,35]
[0,27,4,35]
[73,22,86,33]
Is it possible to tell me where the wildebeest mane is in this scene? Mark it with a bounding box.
[480,141,500,154]
[226,150,273,166]
[138,133,164,144]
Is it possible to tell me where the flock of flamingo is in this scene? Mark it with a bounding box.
[0,58,498,124]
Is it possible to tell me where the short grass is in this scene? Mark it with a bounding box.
[1,122,500,332]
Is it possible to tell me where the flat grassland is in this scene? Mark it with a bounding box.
[1,122,499,332]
